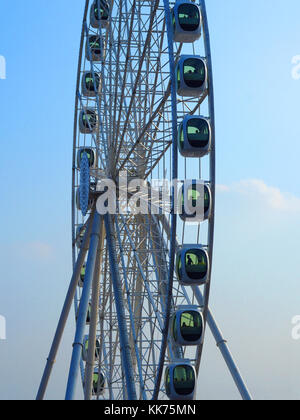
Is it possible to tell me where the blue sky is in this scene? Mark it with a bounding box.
[0,0,300,400]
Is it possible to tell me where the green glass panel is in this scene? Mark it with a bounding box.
[94,0,109,20]
[179,125,184,150]
[178,4,200,31]
[82,111,97,129]
[180,311,203,342]
[177,67,181,89]
[173,316,178,342]
[80,148,95,167]
[176,254,182,280]
[173,365,195,396]
[165,368,171,397]
[182,185,210,218]
[185,249,208,280]
[183,58,206,88]
[85,73,100,92]
[187,118,209,148]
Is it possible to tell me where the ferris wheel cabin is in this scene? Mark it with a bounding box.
[81,72,100,97]
[86,35,101,62]
[76,302,92,325]
[82,336,100,362]
[176,245,209,286]
[171,307,204,346]
[90,0,110,28]
[92,370,105,396]
[79,109,98,134]
[172,1,201,43]
[180,181,211,222]
[77,147,96,169]
[177,56,207,97]
[76,189,94,212]
[178,116,211,158]
[165,363,197,400]
[76,224,86,249]
[79,263,86,288]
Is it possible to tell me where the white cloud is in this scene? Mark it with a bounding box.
[217,179,300,213]
[17,241,54,262]
[216,184,230,193]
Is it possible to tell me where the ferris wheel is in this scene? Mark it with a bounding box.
[36,0,252,401]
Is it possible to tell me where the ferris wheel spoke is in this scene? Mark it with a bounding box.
[110,2,141,158]
[117,86,171,173]
[116,0,161,160]
[119,215,167,337]
[111,0,125,148]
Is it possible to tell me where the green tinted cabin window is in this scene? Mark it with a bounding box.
[178,4,200,31]
[86,304,91,323]
[85,73,100,93]
[89,36,101,55]
[176,254,182,280]
[92,373,99,394]
[84,339,100,358]
[93,372,104,394]
[165,368,171,396]
[77,226,86,244]
[173,365,195,396]
[182,185,210,217]
[185,249,208,280]
[83,111,97,129]
[179,125,184,151]
[183,58,206,88]
[172,11,176,30]
[173,316,178,342]
[204,186,210,214]
[180,311,203,342]
[177,67,181,89]
[188,187,200,208]
[94,0,109,20]
[187,119,209,148]
[95,340,100,358]
[81,264,86,281]
[80,148,95,167]
[181,186,200,213]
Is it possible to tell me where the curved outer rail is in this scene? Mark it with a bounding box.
[72,0,90,269]
[194,0,216,374]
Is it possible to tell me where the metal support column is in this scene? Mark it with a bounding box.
[65,211,102,400]
[104,214,137,400]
